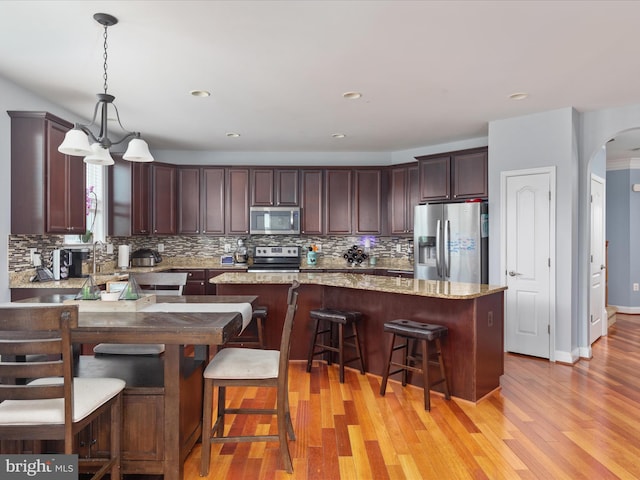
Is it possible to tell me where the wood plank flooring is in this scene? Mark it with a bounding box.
[184,314,640,479]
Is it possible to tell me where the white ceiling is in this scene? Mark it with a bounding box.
[2,0,640,158]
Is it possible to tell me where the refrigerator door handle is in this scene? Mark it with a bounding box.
[436,219,442,277]
[444,219,451,278]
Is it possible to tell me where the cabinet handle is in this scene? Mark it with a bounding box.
[188,272,192,277]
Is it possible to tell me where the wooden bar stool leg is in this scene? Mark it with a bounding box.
[306,317,320,372]
[436,338,451,399]
[421,339,431,411]
[338,323,345,383]
[380,333,396,396]
[256,316,265,348]
[401,338,409,386]
[352,322,366,374]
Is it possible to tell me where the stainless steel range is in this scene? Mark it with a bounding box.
[248,246,300,273]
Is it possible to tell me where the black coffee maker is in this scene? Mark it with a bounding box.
[68,249,89,278]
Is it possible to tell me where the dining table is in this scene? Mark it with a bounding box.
[15,294,258,480]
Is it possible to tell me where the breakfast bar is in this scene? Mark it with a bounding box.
[212,272,507,402]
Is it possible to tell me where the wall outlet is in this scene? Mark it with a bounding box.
[634,283,639,292]
[106,243,114,254]
[396,244,402,253]
[315,243,322,252]
[157,243,164,253]
[224,243,231,253]
[29,248,37,264]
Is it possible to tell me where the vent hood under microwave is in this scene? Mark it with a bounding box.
[250,207,300,235]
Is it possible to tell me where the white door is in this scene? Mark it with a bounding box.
[589,175,606,344]
[504,171,552,358]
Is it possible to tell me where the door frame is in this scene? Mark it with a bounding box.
[588,173,607,349]
[500,166,557,361]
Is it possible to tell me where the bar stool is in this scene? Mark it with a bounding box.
[306,308,365,383]
[226,306,267,348]
[379,319,451,411]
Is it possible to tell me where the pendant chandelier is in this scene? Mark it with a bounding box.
[58,13,153,165]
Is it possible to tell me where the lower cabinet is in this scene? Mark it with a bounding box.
[172,268,207,295]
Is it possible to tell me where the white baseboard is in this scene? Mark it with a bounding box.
[554,348,580,364]
[610,305,640,314]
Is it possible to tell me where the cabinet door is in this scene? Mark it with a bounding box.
[152,164,177,235]
[173,269,206,295]
[226,168,250,234]
[202,168,225,235]
[406,165,419,232]
[354,169,382,234]
[389,167,409,235]
[300,169,323,235]
[178,167,201,234]
[251,169,274,206]
[132,163,151,235]
[419,156,450,202]
[275,169,299,206]
[452,150,488,199]
[325,169,352,234]
[46,121,85,234]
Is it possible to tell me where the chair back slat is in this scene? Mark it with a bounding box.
[0,337,63,357]
[0,360,63,382]
[278,281,300,377]
[130,272,188,296]
[0,383,65,401]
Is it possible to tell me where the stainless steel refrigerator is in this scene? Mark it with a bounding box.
[414,202,488,283]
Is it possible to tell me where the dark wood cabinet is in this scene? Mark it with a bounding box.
[300,169,323,234]
[177,167,225,235]
[110,159,151,236]
[354,169,384,234]
[151,164,177,235]
[325,169,352,234]
[251,168,299,206]
[389,164,419,235]
[226,168,250,234]
[417,147,488,202]
[172,268,207,295]
[9,111,86,234]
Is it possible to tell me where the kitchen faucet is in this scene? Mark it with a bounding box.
[93,240,105,275]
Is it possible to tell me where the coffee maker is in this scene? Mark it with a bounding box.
[68,248,90,278]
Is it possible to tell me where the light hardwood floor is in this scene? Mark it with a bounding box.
[184,314,640,479]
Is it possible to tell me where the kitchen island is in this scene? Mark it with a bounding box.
[211,272,507,402]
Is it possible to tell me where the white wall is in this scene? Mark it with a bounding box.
[0,75,85,302]
[488,107,580,362]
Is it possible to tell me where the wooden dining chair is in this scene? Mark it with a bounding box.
[200,281,300,475]
[93,271,188,355]
[0,304,125,480]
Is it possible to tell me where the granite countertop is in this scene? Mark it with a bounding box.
[8,256,412,289]
[210,271,506,300]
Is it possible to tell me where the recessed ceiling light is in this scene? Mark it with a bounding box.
[343,92,362,100]
[190,90,211,97]
[332,133,346,139]
[509,92,528,100]
[226,132,241,138]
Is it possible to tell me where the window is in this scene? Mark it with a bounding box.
[64,163,105,245]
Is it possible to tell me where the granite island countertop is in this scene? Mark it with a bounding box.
[210,271,506,300]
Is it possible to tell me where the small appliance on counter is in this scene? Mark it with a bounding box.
[68,248,89,278]
[131,248,162,267]
[233,239,248,265]
[51,248,71,280]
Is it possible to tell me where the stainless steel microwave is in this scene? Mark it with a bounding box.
[250,207,300,235]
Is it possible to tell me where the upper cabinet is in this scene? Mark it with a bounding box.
[417,147,488,202]
[226,168,250,234]
[110,159,151,236]
[151,164,177,235]
[251,168,299,206]
[389,164,419,235]
[325,169,352,234]
[177,167,225,235]
[354,169,385,235]
[9,111,86,235]
[300,169,323,235]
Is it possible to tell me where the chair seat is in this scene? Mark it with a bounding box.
[94,343,165,355]
[383,319,448,341]
[204,347,279,380]
[0,377,125,425]
[309,308,361,324]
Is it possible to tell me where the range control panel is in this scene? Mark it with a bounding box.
[254,246,300,258]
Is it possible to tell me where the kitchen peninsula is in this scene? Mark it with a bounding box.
[212,272,507,402]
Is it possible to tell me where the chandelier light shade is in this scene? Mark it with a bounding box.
[58,13,154,164]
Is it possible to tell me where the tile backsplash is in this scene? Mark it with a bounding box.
[8,234,413,272]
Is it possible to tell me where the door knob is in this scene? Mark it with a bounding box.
[600,264,606,270]
[508,271,522,277]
